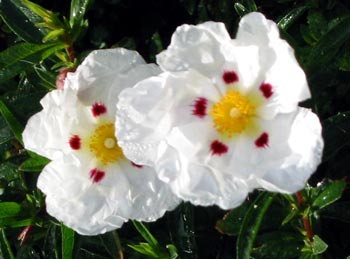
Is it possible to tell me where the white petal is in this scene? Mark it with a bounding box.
[116,71,251,209]
[22,89,87,160]
[236,12,310,113]
[116,70,220,165]
[156,121,250,209]
[120,161,180,222]
[255,108,323,193]
[37,158,132,235]
[156,22,231,77]
[66,48,160,115]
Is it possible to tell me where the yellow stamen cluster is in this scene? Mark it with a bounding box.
[210,90,257,137]
[89,123,124,165]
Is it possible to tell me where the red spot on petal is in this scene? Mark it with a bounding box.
[92,102,107,117]
[223,71,239,84]
[259,83,273,99]
[255,132,269,148]
[192,97,208,118]
[90,168,105,183]
[131,161,143,169]
[210,140,228,155]
[69,135,81,150]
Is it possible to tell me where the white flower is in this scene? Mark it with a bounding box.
[23,48,180,235]
[115,13,324,210]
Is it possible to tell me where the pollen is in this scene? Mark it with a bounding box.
[89,123,124,165]
[210,90,256,137]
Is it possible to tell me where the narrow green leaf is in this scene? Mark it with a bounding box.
[278,6,309,31]
[0,218,32,228]
[61,224,75,259]
[70,0,91,28]
[0,202,21,218]
[34,65,57,89]
[128,243,159,258]
[132,221,159,250]
[167,203,198,259]
[242,0,257,12]
[22,0,64,30]
[236,192,275,259]
[0,0,44,42]
[0,229,15,259]
[69,0,91,41]
[312,180,346,209]
[43,224,60,259]
[312,235,328,255]
[19,155,50,172]
[234,3,247,17]
[0,100,23,145]
[0,42,66,83]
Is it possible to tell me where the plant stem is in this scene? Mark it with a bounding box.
[1,229,15,259]
[295,192,314,243]
[112,230,124,259]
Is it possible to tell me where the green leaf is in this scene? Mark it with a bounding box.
[312,180,346,209]
[132,221,159,250]
[0,162,27,192]
[0,202,21,218]
[312,235,328,255]
[129,243,159,258]
[0,218,32,228]
[0,0,45,43]
[0,113,13,145]
[0,229,15,259]
[22,0,64,31]
[167,203,197,259]
[307,10,328,40]
[216,202,250,236]
[100,231,123,259]
[242,0,257,12]
[166,244,178,259]
[234,3,248,17]
[236,192,275,259]
[307,15,350,72]
[278,6,309,31]
[252,231,303,259]
[19,155,50,172]
[43,224,60,259]
[61,224,75,259]
[0,100,23,145]
[0,42,66,83]
[34,65,57,89]
[70,0,91,28]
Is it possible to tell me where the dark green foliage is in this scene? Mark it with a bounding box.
[1,0,350,258]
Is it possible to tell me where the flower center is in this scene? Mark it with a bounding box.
[210,90,256,137]
[89,123,124,165]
